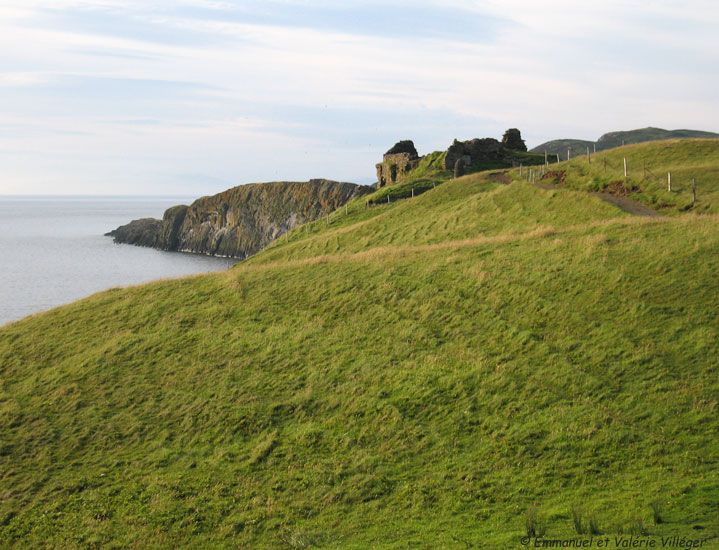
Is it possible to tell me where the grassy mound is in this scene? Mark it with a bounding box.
[1,140,718,548]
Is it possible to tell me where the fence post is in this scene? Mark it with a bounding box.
[624,158,628,177]
[520,164,523,177]
[411,188,414,198]
[593,143,596,154]
[587,146,590,164]
[557,153,560,163]
[387,194,390,204]
[668,172,672,192]
[568,147,571,161]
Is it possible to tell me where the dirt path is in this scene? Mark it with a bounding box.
[531,182,663,218]
[590,193,664,218]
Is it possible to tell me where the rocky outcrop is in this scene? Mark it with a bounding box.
[107,179,372,259]
[106,218,162,248]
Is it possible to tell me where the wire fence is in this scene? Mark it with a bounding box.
[519,151,700,208]
[290,151,702,242]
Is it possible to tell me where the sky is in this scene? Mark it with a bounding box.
[1,0,718,195]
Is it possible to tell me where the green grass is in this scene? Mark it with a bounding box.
[369,149,546,205]
[515,139,719,215]
[1,140,719,548]
[531,127,719,160]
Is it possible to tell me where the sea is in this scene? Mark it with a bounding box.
[0,196,237,327]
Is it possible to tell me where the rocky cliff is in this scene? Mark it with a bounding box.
[107,179,372,259]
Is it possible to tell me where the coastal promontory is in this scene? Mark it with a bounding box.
[107,179,371,259]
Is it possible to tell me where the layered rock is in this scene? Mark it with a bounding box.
[106,218,163,248]
[107,179,372,259]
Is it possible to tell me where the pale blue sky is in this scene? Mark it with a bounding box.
[1,1,717,194]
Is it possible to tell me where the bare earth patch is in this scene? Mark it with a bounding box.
[591,193,664,217]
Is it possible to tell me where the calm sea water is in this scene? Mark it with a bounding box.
[0,196,236,326]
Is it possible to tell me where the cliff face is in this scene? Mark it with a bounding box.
[107,179,372,259]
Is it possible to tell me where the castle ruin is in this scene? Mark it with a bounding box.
[375,129,528,188]
[375,140,420,188]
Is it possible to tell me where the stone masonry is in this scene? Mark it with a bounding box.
[376,140,420,188]
[375,130,527,187]
[444,138,503,170]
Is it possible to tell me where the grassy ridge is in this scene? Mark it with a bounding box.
[263,171,625,265]
[531,127,719,160]
[516,139,719,215]
[1,141,719,548]
[370,149,546,204]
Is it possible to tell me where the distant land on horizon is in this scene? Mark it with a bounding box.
[531,127,719,160]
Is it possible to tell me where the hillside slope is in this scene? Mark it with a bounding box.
[107,179,371,259]
[2,140,719,548]
[524,139,719,216]
[531,127,719,160]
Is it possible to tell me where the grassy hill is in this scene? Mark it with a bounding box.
[526,139,719,215]
[531,127,719,160]
[1,140,719,548]
[529,138,596,161]
[369,149,546,205]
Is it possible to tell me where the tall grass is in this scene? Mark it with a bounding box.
[1,140,718,548]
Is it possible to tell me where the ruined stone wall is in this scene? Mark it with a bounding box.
[376,152,420,188]
[444,138,504,170]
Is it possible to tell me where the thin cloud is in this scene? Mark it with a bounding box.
[1,0,718,193]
